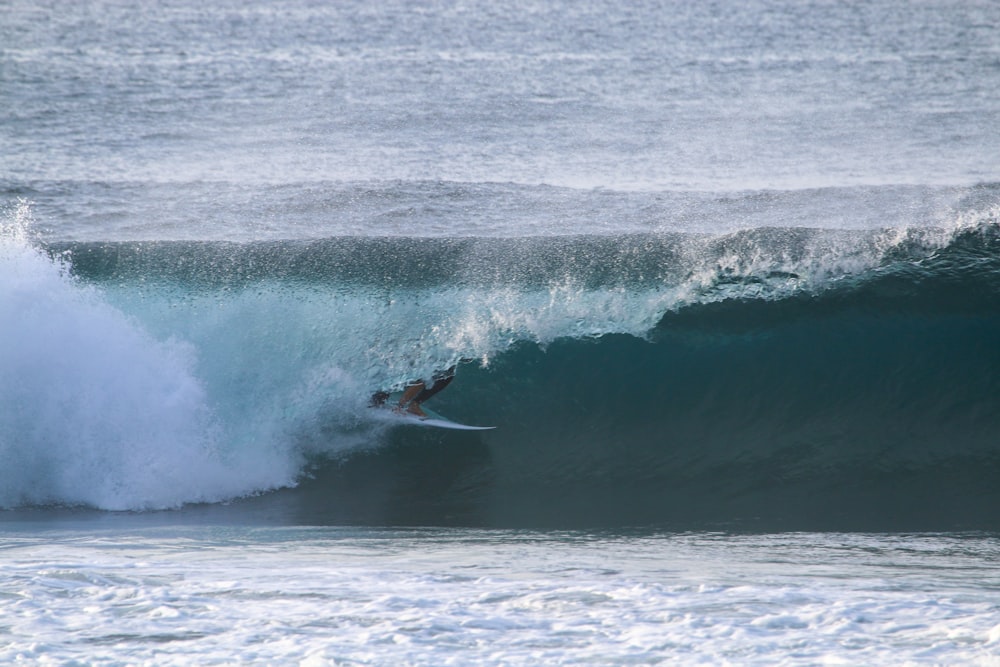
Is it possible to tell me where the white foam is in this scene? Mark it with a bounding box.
[1,529,997,666]
[0,203,297,510]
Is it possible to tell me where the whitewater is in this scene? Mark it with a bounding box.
[3,0,1000,663]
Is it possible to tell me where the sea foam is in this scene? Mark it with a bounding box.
[0,203,297,510]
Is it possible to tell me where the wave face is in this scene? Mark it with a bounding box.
[3,203,1000,529]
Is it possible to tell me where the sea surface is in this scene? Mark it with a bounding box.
[2,0,1000,663]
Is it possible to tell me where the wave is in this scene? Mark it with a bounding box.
[2,199,999,528]
[289,223,1000,530]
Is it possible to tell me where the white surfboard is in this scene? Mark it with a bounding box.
[398,414,496,431]
[378,402,495,430]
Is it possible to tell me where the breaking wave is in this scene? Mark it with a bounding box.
[2,199,999,529]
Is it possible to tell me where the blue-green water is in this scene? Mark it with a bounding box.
[3,0,999,662]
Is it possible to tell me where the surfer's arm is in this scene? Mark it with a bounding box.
[398,381,425,408]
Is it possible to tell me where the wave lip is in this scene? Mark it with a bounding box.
[6,180,998,241]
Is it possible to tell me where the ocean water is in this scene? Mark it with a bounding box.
[2,526,999,666]
[2,0,1000,663]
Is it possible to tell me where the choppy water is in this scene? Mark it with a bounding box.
[3,526,999,666]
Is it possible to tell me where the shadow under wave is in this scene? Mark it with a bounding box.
[244,260,1000,531]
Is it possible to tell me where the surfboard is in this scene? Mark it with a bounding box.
[396,413,496,430]
[377,400,495,430]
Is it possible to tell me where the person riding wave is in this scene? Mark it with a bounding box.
[369,365,456,418]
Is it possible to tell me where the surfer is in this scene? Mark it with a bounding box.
[369,365,456,418]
